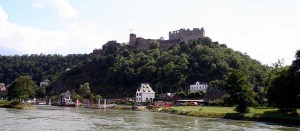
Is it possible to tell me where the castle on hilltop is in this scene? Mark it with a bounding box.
[92,27,205,55]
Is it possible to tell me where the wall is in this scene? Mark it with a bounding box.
[169,28,205,42]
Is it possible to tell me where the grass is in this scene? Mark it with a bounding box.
[155,106,300,126]
[0,100,35,109]
[112,105,133,110]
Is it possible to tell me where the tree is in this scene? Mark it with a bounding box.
[150,40,159,49]
[7,76,36,101]
[267,50,300,115]
[223,70,257,113]
[95,94,102,100]
[72,94,83,101]
[35,85,46,98]
[79,83,91,98]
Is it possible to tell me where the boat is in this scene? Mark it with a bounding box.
[38,101,47,105]
[52,91,76,107]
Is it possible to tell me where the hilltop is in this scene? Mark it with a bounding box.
[0,28,268,98]
[48,37,267,98]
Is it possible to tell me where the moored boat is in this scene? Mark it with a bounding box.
[52,91,76,107]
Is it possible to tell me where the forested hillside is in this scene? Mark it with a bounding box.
[0,54,91,84]
[49,38,268,97]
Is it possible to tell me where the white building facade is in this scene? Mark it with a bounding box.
[60,91,72,104]
[189,81,208,92]
[0,83,6,92]
[40,79,50,87]
[136,83,155,103]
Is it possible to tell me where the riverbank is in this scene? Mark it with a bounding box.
[111,105,300,126]
[154,106,300,126]
[0,100,35,109]
[112,105,148,111]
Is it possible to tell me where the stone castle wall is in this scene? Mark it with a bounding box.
[135,37,152,51]
[169,28,205,42]
[92,27,205,55]
[158,39,180,51]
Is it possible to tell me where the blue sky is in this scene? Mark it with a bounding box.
[0,0,300,65]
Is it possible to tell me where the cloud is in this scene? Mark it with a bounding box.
[32,0,79,19]
[0,6,102,55]
[50,0,79,19]
[32,0,45,9]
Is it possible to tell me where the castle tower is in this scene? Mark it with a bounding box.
[201,27,205,38]
[169,27,205,42]
[129,33,136,46]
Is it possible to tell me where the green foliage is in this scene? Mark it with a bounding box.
[223,70,257,113]
[35,86,46,98]
[72,94,83,101]
[209,99,224,106]
[176,92,186,98]
[0,100,20,108]
[7,76,36,101]
[0,54,89,85]
[267,50,300,115]
[5,38,265,99]
[94,94,102,100]
[150,40,159,49]
[79,83,91,98]
[50,95,59,101]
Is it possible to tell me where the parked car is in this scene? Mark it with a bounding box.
[189,102,198,106]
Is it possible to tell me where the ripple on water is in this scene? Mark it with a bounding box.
[0,107,299,130]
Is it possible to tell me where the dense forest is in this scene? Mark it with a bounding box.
[0,54,91,84]
[48,38,268,98]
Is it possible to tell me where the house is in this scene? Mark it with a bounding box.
[0,83,6,92]
[159,93,180,102]
[189,81,208,92]
[59,91,75,106]
[40,79,50,87]
[136,83,155,103]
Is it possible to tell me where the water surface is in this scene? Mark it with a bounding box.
[0,106,298,130]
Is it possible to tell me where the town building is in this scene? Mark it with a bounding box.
[136,83,155,103]
[159,93,180,102]
[0,83,6,92]
[40,79,50,87]
[189,81,209,93]
[59,91,73,104]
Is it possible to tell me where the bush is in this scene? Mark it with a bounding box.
[0,100,9,106]
[0,100,21,108]
[235,104,249,113]
[209,99,224,106]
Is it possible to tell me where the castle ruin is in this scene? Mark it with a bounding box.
[129,27,205,51]
[92,27,205,55]
[169,27,205,42]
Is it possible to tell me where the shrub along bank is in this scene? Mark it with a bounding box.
[0,100,35,109]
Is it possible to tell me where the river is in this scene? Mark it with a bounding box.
[0,106,298,131]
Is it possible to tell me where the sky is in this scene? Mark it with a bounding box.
[0,0,300,65]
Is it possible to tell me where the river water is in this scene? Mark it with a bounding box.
[0,106,298,131]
